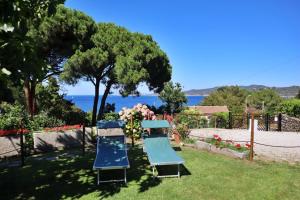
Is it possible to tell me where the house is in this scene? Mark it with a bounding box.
[188,106,229,118]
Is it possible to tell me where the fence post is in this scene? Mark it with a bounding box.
[82,123,85,156]
[249,113,255,161]
[228,112,232,129]
[246,113,250,129]
[278,113,282,132]
[265,113,269,131]
[19,123,25,167]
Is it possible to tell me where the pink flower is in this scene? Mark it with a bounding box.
[235,144,241,149]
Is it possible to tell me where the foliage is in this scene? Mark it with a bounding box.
[201,86,249,114]
[85,111,93,126]
[28,112,64,131]
[103,112,119,121]
[248,89,283,115]
[0,102,27,130]
[296,90,300,99]
[159,82,187,114]
[206,134,250,153]
[176,123,190,140]
[209,112,229,128]
[277,99,300,118]
[1,3,96,117]
[182,137,196,144]
[36,77,85,125]
[176,109,207,128]
[103,103,115,113]
[119,104,156,145]
[145,104,166,115]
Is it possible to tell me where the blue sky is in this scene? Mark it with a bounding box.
[63,0,300,95]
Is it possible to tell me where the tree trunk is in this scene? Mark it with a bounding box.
[23,79,37,118]
[92,79,100,126]
[97,81,113,120]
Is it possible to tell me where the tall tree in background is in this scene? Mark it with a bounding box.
[159,82,187,114]
[61,23,172,125]
[296,90,300,99]
[1,2,96,117]
[201,86,249,114]
[248,89,282,114]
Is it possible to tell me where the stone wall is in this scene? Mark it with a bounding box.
[1,127,125,156]
[0,135,21,158]
[282,114,300,132]
[33,127,97,152]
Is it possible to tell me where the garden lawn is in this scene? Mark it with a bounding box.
[1,146,300,200]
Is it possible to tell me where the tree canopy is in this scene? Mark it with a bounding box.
[278,99,300,118]
[61,23,172,125]
[248,89,282,115]
[159,82,187,113]
[296,90,300,99]
[201,86,249,114]
[1,3,96,117]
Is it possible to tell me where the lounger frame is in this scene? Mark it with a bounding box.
[93,134,129,185]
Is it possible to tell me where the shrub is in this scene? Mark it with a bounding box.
[209,112,229,128]
[176,109,206,128]
[119,104,156,145]
[0,102,27,130]
[28,112,64,131]
[103,112,119,121]
[278,99,300,118]
[176,123,190,140]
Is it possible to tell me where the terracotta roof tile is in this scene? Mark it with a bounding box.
[188,106,229,114]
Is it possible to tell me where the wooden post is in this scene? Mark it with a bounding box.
[249,113,255,161]
[82,123,85,156]
[20,123,25,167]
[246,113,250,129]
[131,115,134,147]
[278,113,282,132]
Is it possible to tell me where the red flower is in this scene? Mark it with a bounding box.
[213,134,219,139]
[217,137,222,142]
[246,143,251,149]
[235,144,241,149]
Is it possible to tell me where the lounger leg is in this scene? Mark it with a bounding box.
[97,170,100,185]
[152,166,155,178]
[178,164,180,178]
[124,168,127,184]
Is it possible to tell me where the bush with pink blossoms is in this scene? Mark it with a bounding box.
[119,104,156,146]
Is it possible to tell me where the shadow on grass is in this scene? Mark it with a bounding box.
[173,146,182,151]
[0,145,174,199]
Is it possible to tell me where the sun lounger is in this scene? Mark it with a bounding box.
[93,135,129,184]
[142,120,184,178]
[93,120,129,184]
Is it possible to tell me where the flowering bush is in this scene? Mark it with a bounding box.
[119,104,156,145]
[206,134,250,152]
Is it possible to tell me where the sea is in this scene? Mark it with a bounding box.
[65,95,204,112]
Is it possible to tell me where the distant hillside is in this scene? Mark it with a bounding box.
[185,85,300,97]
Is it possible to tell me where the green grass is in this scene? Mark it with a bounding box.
[1,146,300,200]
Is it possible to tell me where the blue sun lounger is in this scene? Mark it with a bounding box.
[93,121,129,184]
[142,120,184,178]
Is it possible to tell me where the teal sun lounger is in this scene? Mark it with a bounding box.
[142,120,184,178]
[93,120,129,184]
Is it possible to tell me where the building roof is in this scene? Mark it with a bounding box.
[188,106,229,115]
